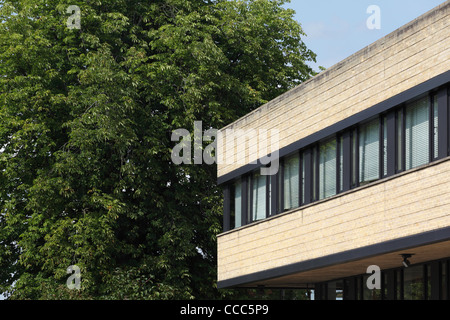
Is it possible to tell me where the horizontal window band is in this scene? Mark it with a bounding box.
[217,225,450,289]
[219,155,450,236]
[217,71,450,186]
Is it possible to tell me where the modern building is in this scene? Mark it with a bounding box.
[216,2,450,300]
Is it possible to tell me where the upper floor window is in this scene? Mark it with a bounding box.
[405,96,430,170]
[319,138,337,200]
[251,171,267,221]
[283,153,300,210]
[359,118,380,185]
[231,180,242,229]
[433,94,439,160]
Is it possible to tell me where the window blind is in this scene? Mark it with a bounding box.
[405,96,430,170]
[319,138,337,200]
[252,172,266,221]
[359,119,380,184]
[433,95,438,159]
[283,153,299,210]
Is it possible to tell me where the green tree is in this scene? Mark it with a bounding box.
[0,0,316,299]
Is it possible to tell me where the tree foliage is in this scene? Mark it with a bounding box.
[0,0,316,299]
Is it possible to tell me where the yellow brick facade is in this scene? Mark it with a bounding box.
[217,2,449,178]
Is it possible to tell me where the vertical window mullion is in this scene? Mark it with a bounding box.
[271,168,278,216]
[279,159,285,212]
[266,174,270,218]
[386,110,396,176]
[223,185,231,232]
[379,115,384,178]
[241,176,248,227]
[314,145,319,201]
[397,106,406,172]
[337,134,342,193]
[402,105,406,172]
[342,131,352,192]
[447,258,450,300]
[424,264,429,300]
[249,174,254,223]
[299,151,303,205]
[437,87,449,159]
[233,180,242,229]
[351,128,359,188]
[396,106,406,173]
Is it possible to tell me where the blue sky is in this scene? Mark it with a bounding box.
[284,0,447,71]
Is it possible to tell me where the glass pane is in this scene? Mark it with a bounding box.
[252,172,266,221]
[327,280,343,300]
[405,96,430,170]
[403,265,424,300]
[234,180,242,228]
[359,119,380,184]
[319,138,337,200]
[356,277,362,300]
[396,270,402,300]
[283,153,299,210]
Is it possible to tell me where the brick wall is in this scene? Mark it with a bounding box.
[218,2,449,179]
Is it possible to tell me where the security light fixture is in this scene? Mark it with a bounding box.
[400,254,414,267]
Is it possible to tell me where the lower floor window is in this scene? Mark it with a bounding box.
[316,258,450,300]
